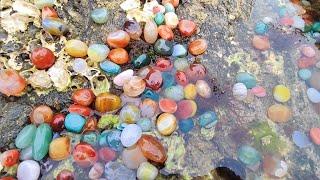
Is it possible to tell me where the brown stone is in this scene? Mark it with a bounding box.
[267,104,291,123]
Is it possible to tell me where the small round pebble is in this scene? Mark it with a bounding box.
[307,88,320,103]
[137,118,152,132]
[298,69,312,80]
[164,12,179,29]
[91,8,109,24]
[273,85,291,103]
[255,21,268,35]
[292,131,312,148]
[137,162,158,180]
[233,83,247,101]
[120,124,142,147]
[179,118,194,133]
[17,160,40,180]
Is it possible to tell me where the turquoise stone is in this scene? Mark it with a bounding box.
[174,58,189,71]
[154,39,173,56]
[91,8,109,24]
[82,132,99,146]
[100,60,121,76]
[32,123,53,161]
[64,113,86,133]
[164,85,184,101]
[42,17,69,36]
[298,69,312,80]
[179,118,194,133]
[304,24,313,33]
[154,13,165,25]
[237,145,261,166]
[99,130,110,147]
[312,22,320,32]
[107,130,123,152]
[164,3,175,13]
[162,72,175,88]
[254,21,268,35]
[15,124,37,149]
[199,111,218,128]
[132,54,151,69]
[34,0,54,8]
[172,44,187,57]
[236,72,256,89]
[141,89,160,101]
[137,118,152,132]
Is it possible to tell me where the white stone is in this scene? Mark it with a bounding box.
[307,88,320,103]
[17,160,40,180]
[113,69,134,87]
[121,124,142,147]
[233,83,247,101]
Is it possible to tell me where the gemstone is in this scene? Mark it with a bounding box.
[113,69,134,87]
[95,93,121,113]
[307,88,320,103]
[236,72,256,89]
[292,131,312,148]
[56,170,74,180]
[162,0,179,7]
[237,145,261,166]
[174,58,189,71]
[89,162,104,179]
[140,98,157,118]
[156,113,177,135]
[98,147,117,162]
[68,104,92,117]
[144,20,158,44]
[300,45,316,58]
[137,135,167,163]
[310,128,320,145]
[108,48,130,65]
[107,30,130,48]
[199,111,218,128]
[107,130,123,151]
[30,47,55,69]
[145,69,163,90]
[100,60,121,76]
[312,22,320,32]
[0,69,26,96]
[82,132,99,146]
[72,88,95,106]
[178,19,197,37]
[154,39,173,56]
[175,71,188,86]
[73,143,98,167]
[172,44,187,57]
[42,7,58,19]
[122,145,147,169]
[119,104,141,124]
[34,0,54,8]
[137,162,158,180]
[164,12,179,29]
[267,104,291,123]
[123,76,146,97]
[64,113,86,133]
[141,89,160,101]
[65,39,88,57]
[42,17,68,36]
[254,21,268,35]
[72,58,88,74]
[155,57,173,72]
[273,85,291,103]
[250,86,266,97]
[154,13,165,25]
[158,25,174,41]
[98,131,108,146]
[120,124,142,147]
[132,54,151,69]
[87,44,110,62]
[252,35,270,51]
[185,63,207,81]
[233,83,248,101]
[17,160,40,180]
[49,136,71,161]
[15,124,37,149]
[175,100,197,120]
[124,20,142,40]
[20,146,33,161]
[184,83,197,99]
[196,80,212,98]
[91,8,109,24]
[298,68,312,80]
[49,114,65,132]
[164,85,184,101]
[178,118,194,133]
[104,161,136,180]
[263,155,288,178]
[137,118,152,132]
[32,123,53,161]
[159,98,177,113]
[0,149,19,167]
[83,117,98,133]
[30,105,53,125]
[188,39,208,55]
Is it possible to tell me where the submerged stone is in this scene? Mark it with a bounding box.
[198,111,218,128]
[236,72,256,89]
[137,118,152,132]
[292,131,312,148]
[154,39,173,56]
[104,161,136,180]
[132,54,151,69]
[144,20,158,44]
[122,145,147,169]
[156,113,177,135]
[254,21,268,35]
[49,136,71,161]
[267,104,291,123]
[64,113,86,133]
[188,39,208,55]
[137,162,158,180]
[32,124,52,161]
[65,39,88,58]
[17,160,40,180]
[307,88,320,103]
[273,85,291,103]
[108,48,130,65]
[298,69,312,80]
[237,145,261,166]
[137,135,167,163]
[178,118,194,133]
[158,25,174,41]
[95,92,122,113]
[107,30,130,48]
[121,124,142,147]
[119,104,141,124]
[164,85,184,101]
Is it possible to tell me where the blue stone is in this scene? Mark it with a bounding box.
[172,44,187,57]
[254,21,268,35]
[107,130,123,151]
[116,123,128,131]
[237,145,261,166]
[154,13,165,25]
[298,69,312,80]
[82,132,99,146]
[162,72,175,88]
[199,111,218,128]
[164,85,184,101]
[179,118,194,133]
[236,72,256,89]
[164,3,175,13]
[99,130,110,147]
[137,118,152,132]
[141,89,160,101]
[64,113,86,133]
[91,8,109,24]
[100,60,121,76]
[307,88,320,103]
[292,131,312,148]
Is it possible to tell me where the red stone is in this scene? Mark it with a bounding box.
[30,105,54,125]
[108,48,130,65]
[137,135,167,163]
[145,69,163,90]
[73,143,98,167]
[72,88,95,106]
[158,25,174,41]
[297,57,316,69]
[185,63,207,81]
[42,6,58,19]
[68,104,92,117]
[56,170,75,180]
[0,177,15,180]
[175,71,188,86]
[0,149,19,167]
[154,57,173,72]
[51,113,65,132]
[106,30,130,48]
[0,69,26,96]
[178,20,197,37]
[30,47,56,69]
[98,147,117,162]
[83,117,97,133]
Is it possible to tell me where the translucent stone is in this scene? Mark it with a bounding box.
[195,80,212,98]
[30,105,53,125]
[155,57,173,72]
[158,25,174,41]
[30,47,55,70]
[164,85,184,101]
[198,111,218,128]
[114,69,134,87]
[137,162,158,180]
[237,145,261,166]
[42,17,68,36]
[174,58,189,71]
[107,30,130,48]
[178,19,197,37]
[72,88,95,107]
[175,100,197,120]
[88,44,110,62]
[184,83,197,100]
[159,98,177,113]
[29,70,52,89]
[73,143,98,167]
[98,147,117,162]
[20,146,33,161]
[0,69,26,96]
[144,20,158,44]
[252,35,270,51]
[108,48,130,65]
[236,72,257,89]
[137,118,152,132]
[233,83,247,101]
[137,135,167,163]
[140,98,157,118]
[122,145,147,169]
[15,124,36,149]
[49,136,71,161]
[65,39,88,58]
[120,124,142,147]
[154,38,173,56]
[124,20,142,40]
[145,69,163,91]
[34,0,54,9]
[73,58,88,74]
[185,63,207,81]
[164,12,179,29]
[0,149,19,167]
[123,76,146,97]
[273,85,291,103]
[164,3,175,13]
[263,155,288,178]
[91,8,109,24]
[119,104,141,124]
[32,123,52,161]
[95,92,122,113]
[292,131,312,148]
[172,44,187,57]
[104,162,136,180]
[17,160,40,180]
[89,162,104,179]
[188,39,208,55]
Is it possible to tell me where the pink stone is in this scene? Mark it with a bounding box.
[144,20,158,44]
[89,162,104,179]
[159,98,177,113]
[250,86,266,97]
[175,100,197,120]
[122,145,147,169]
[113,69,134,87]
[252,35,270,51]
[98,147,117,163]
[300,45,316,58]
[280,17,294,26]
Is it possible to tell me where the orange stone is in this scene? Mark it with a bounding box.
[137,135,167,164]
[158,25,174,41]
[95,93,122,113]
[83,117,98,133]
[0,69,26,96]
[108,48,130,65]
[310,127,320,145]
[162,0,179,7]
[267,104,291,123]
[72,88,95,106]
[188,39,208,55]
[178,20,197,37]
[106,30,130,48]
[30,105,54,125]
[252,35,270,51]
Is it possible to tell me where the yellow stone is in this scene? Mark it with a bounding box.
[49,136,71,161]
[65,39,88,57]
[183,83,197,100]
[156,113,177,136]
[273,85,291,103]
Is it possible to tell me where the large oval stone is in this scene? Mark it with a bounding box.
[32,123,53,161]
[267,104,291,123]
[137,135,167,163]
[95,93,121,113]
[15,124,37,149]
[49,136,71,161]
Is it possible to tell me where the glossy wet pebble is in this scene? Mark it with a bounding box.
[132,54,151,69]
[89,162,104,179]
[144,20,158,44]
[56,170,75,180]
[185,63,207,81]
[30,105,53,125]
[159,98,177,113]
[64,113,86,133]
[49,137,70,161]
[179,118,194,133]
[140,98,157,118]
[1,149,19,167]
[157,113,177,135]
[95,92,121,113]
[250,86,266,97]
[178,19,197,37]
[100,60,121,76]
[87,44,109,62]
[72,88,95,107]
[188,39,208,55]
[154,39,173,56]
[121,124,142,147]
[15,124,36,149]
[32,123,52,161]
[65,39,88,57]
[267,104,291,123]
[292,131,312,148]
[161,72,175,88]
[73,143,98,167]
[123,76,146,97]
[137,118,152,132]
[252,35,270,51]
[30,47,55,69]
[175,100,197,120]
[124,20,142,40]
[137,135,167,163]
[119,104,141,124]
[236,72,256,89]
[199,111,218,128]
[158,25,174,41]
[108,48,130,64]
[137,162,158,180]
[107,30,130,49]
[122,145,147,169]
[155,58,173,72]
[237,145,261,166]
[91,8,109,24]
[300,45,316,58]
[154,13,165,25]
[298,68,312,80]
[254,21,268,35]
[310,127,320,145]
[113,69,134,87]
[273,85,291,103]
[164,85,184,101]
[17,160,40,180]
[172,44,187,57]
[307,88,320,103]
[0,69,26,96]
[164,12,179,29]
[42,17,68,36]
[99,147,116,162]
[34,0,54,8]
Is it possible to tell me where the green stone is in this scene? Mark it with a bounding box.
[312,22,320,32]
[32,123,53,161]
[154,39,173,56]
[304,24,313,33]
[91,8,109,24]
[154,13,165,25]
[236,72,256,89]
[15,124,37,149]
[132,54,151,69]
[82,132,99,146]
[237,145,261,166]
